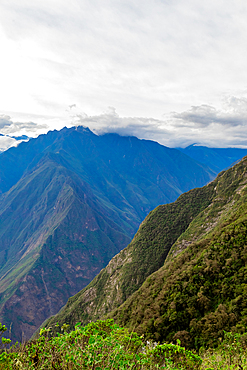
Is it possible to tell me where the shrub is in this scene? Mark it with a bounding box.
[0,320,202,369]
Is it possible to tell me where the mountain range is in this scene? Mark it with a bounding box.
[0,126,219,342]
[178,144,247,173]
[44,152,247,349]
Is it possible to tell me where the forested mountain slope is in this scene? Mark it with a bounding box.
[44,183,216,333]
[109,156,247,348]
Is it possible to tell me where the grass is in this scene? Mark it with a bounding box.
[2,320,247,369]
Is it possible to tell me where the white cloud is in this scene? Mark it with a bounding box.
[172,97,247,128]
[0,115,12,129]
[72,106,166,138]
[70,97,247,148]
[1,94,247,152]
[0,114,48,136]
[0,136,19,152]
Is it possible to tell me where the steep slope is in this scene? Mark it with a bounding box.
[178,145,247,172]
[0,126,217,342]
[45,156,247,349]
[0,154,129,342]
[43,182,216,333]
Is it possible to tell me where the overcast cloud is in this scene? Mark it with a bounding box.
[0,115,47,134]
[0,1,247,148]
[70,96,247,148]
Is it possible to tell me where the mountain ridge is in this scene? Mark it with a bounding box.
[42,182,216,334]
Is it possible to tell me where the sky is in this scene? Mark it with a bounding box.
[1,0,247,151]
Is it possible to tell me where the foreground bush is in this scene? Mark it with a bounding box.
[0,319,201,369]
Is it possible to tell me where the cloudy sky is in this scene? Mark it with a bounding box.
[1,0,247,150]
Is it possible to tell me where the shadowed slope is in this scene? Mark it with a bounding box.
[0,154,129,342]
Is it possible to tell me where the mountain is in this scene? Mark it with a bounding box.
[44,154,247,349]
[42,183,215,333]
[0,155,130,342]
[178,144,247,172]
[0,126,216,342]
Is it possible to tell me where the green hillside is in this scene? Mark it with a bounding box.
[43,182,216,334]
[109,156,247,348]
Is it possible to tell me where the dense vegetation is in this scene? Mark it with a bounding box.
[0,320,202,369]
[109,157,247,349]
[110,217,247,348]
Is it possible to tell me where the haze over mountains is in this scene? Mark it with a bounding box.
[0,126,219,342]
